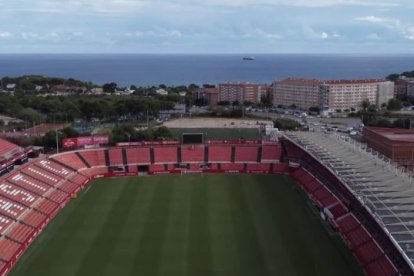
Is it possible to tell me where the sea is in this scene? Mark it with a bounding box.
[0,54,413,87]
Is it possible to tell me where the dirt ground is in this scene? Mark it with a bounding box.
[163,117,273,129]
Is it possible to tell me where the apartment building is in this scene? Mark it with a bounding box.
[273,78,321,110]
[218,83,267,104]
[273,78,394,112]
[320,79,394,112]
[193,87,219,106]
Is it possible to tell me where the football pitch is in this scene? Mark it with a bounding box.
[10,174,363,276]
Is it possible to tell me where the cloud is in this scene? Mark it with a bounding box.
[321,32,329,39]
[0,32,12,38]
[303,26,340,40]
[1,0,402,15]
[355,15,400,29]
[127,29,183,38]
[367,33,381,40]
[193,0,400,8]
[405,27,414,40]
[356,15,414,41]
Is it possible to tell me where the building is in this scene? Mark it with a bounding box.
[407,81,414,97]
[273,78,394,112]
[273,78,321,110]
[320,79,394,112]
[218,83,267,104]
[363,126,414,171]
[394,76,414,98]
[193,87,219,106]
[155,88,168,96]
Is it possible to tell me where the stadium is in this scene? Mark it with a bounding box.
[0,129,412,275]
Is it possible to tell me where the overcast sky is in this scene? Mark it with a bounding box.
[0,0,413,54]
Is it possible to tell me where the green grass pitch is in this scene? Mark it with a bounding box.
[10,174,363,276]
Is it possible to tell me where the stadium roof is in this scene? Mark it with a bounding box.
[283,131,414,271]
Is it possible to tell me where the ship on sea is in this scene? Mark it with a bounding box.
[242,56,255,61]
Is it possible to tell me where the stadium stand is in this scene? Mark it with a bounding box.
[208,146,232,162]
[108,148,124,166]
[0,215,13,235]
[0,137,410,276]
[52,153,86,171]
[0,138,22,161]
[0,138,28,177]
[234,146,258,163]
[282,132,407,275]
[181,146,204,163]
[0,238,21,261]
[78,150,106,167]
[125,147,151,164]
[21,210,47,228]
[153,146,177,163]
[7,223,34,243]
[261,145,281,162]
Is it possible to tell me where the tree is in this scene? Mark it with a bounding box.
[386,73,400,82]
[153,126,174,140]
[309,106,320,113]
[260,95,272,107]
[102,82,118,93]
[387,98,401,111]
[361,100,370,111]
[61,126,79,138]
[273,118,299,130]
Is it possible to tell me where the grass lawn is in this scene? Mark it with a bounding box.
[10,174,363,276]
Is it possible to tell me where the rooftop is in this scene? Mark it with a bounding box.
[276,78,386,85]
[365,127,414,143]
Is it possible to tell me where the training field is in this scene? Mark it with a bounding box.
[10,174,363,276]
[169,127,261,140]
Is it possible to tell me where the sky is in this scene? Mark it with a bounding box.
[0,0,414,54]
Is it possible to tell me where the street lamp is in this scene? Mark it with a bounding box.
[56,129,62,154]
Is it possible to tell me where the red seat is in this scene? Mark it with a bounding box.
[7,172,54,196]
[109,148,123,166]
[21,210,47,228]
[52,153,86,170]
[0,181,40,207]
[35,199,59,215]
[336,214,360,234]
[81,167,108,177]
[365,255,398,276]
[0,195,27,221]
[0,138,22,161]
[125,147,151,164]
[327,203,348,219]
[79,150,106,167]
[7,223,34,243]
[153,146,177,163]
[235,146,258,162]
[0,238,21,261]
[181,146,204,162]
[208,146,231,162]
[261,145,281,161]
[346,226,371,249]
[0,214,14,235]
